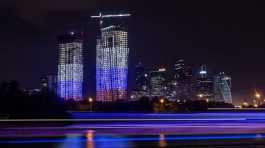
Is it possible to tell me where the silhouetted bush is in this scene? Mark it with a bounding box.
[0,81,69,119]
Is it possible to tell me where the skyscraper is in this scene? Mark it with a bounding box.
[196,65,214,101]
[41,75,57,93]
[149,68,167,97]
[214,72,232,104]
[57,32,83,101]
[172,59,194,100]
[135,62,148,91]
[130,62,149,100]
[96,25,129,102]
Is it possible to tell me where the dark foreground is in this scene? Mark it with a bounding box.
[2,112,265,147]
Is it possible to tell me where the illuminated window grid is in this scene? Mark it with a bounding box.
[58,37,83,101]
[96,26,129,102]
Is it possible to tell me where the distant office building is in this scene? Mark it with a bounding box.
[196,65,214,101]
[130,62,149,100]
[173,59,194,100]
[149,68,167,97]
[214,72,232,104]
[41,75,57,93]
[135,62,148,91]
[96,25,129,102]
[57,32,83,101]
[40,77,48,89]
[174,59,185,78]
[166,80,178,100]
[199,64,207,78]
[24,89,41,96]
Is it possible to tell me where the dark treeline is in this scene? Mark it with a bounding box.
[0,81,68,119]
[69,97,234,113]
[0,81,236,118]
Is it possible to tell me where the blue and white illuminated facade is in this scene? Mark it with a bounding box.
[57,33,83,101]
[96,26,129,102]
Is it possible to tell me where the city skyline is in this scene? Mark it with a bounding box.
[2,1,265,147]
[1,1,265,104]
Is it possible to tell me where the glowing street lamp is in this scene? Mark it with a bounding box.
[88,97,93,112]
[197,94,204,98]
[160,98,165,104]
[254,91,262,106]
[242,102,249,107]
[255,93,261,99]
[88,97,93,103]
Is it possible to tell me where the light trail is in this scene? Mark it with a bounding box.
[4,125,265,130]
[0,118,247,122]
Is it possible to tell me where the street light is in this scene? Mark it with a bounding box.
[88,97,93,103]
[255,93,261,99]
[160,98,165,104]
[197,94,203,98]
[88,97,93,112]
[254,91,262,106]
[242,102,249,108]
[254,104,259,108]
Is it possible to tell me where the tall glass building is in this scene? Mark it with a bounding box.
[96,26,129,102]
[135,62,148,91]
[214,72,232,104]
[149,68,167,97]
[57,33,83,101]
[197,65,214,101]
[173,59,194,100]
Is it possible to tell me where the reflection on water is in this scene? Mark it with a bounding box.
[59,134,84,148]
[58,131,130,148]
[86,130,94,148]
[93,135,129,148]
[158,134,167,148]
[2,133,265,148]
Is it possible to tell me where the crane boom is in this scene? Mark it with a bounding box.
[91,12,130,28]
[91,13,131,18]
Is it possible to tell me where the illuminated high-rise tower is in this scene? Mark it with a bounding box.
[173,59,194,100]
[57,32,83,101]
[214,72,232,104]
[149,68,167,97]
[92,13,130,102]
[197,65,214,101]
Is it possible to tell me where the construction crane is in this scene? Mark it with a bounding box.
[91,12,131,27]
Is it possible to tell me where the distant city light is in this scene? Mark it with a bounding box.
[224,76,231,80]
[198,94,204,98]
[160,98,165,104]
[158,68,166,72]
[242,102,249,107]
[199,70,207,74]
[130,95,136,99]
[255,93,261,99]
[88,97,93,103]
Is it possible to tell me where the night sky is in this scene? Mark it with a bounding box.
[1,0,265,104]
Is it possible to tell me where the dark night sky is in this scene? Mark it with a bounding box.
[1,0,265,104]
